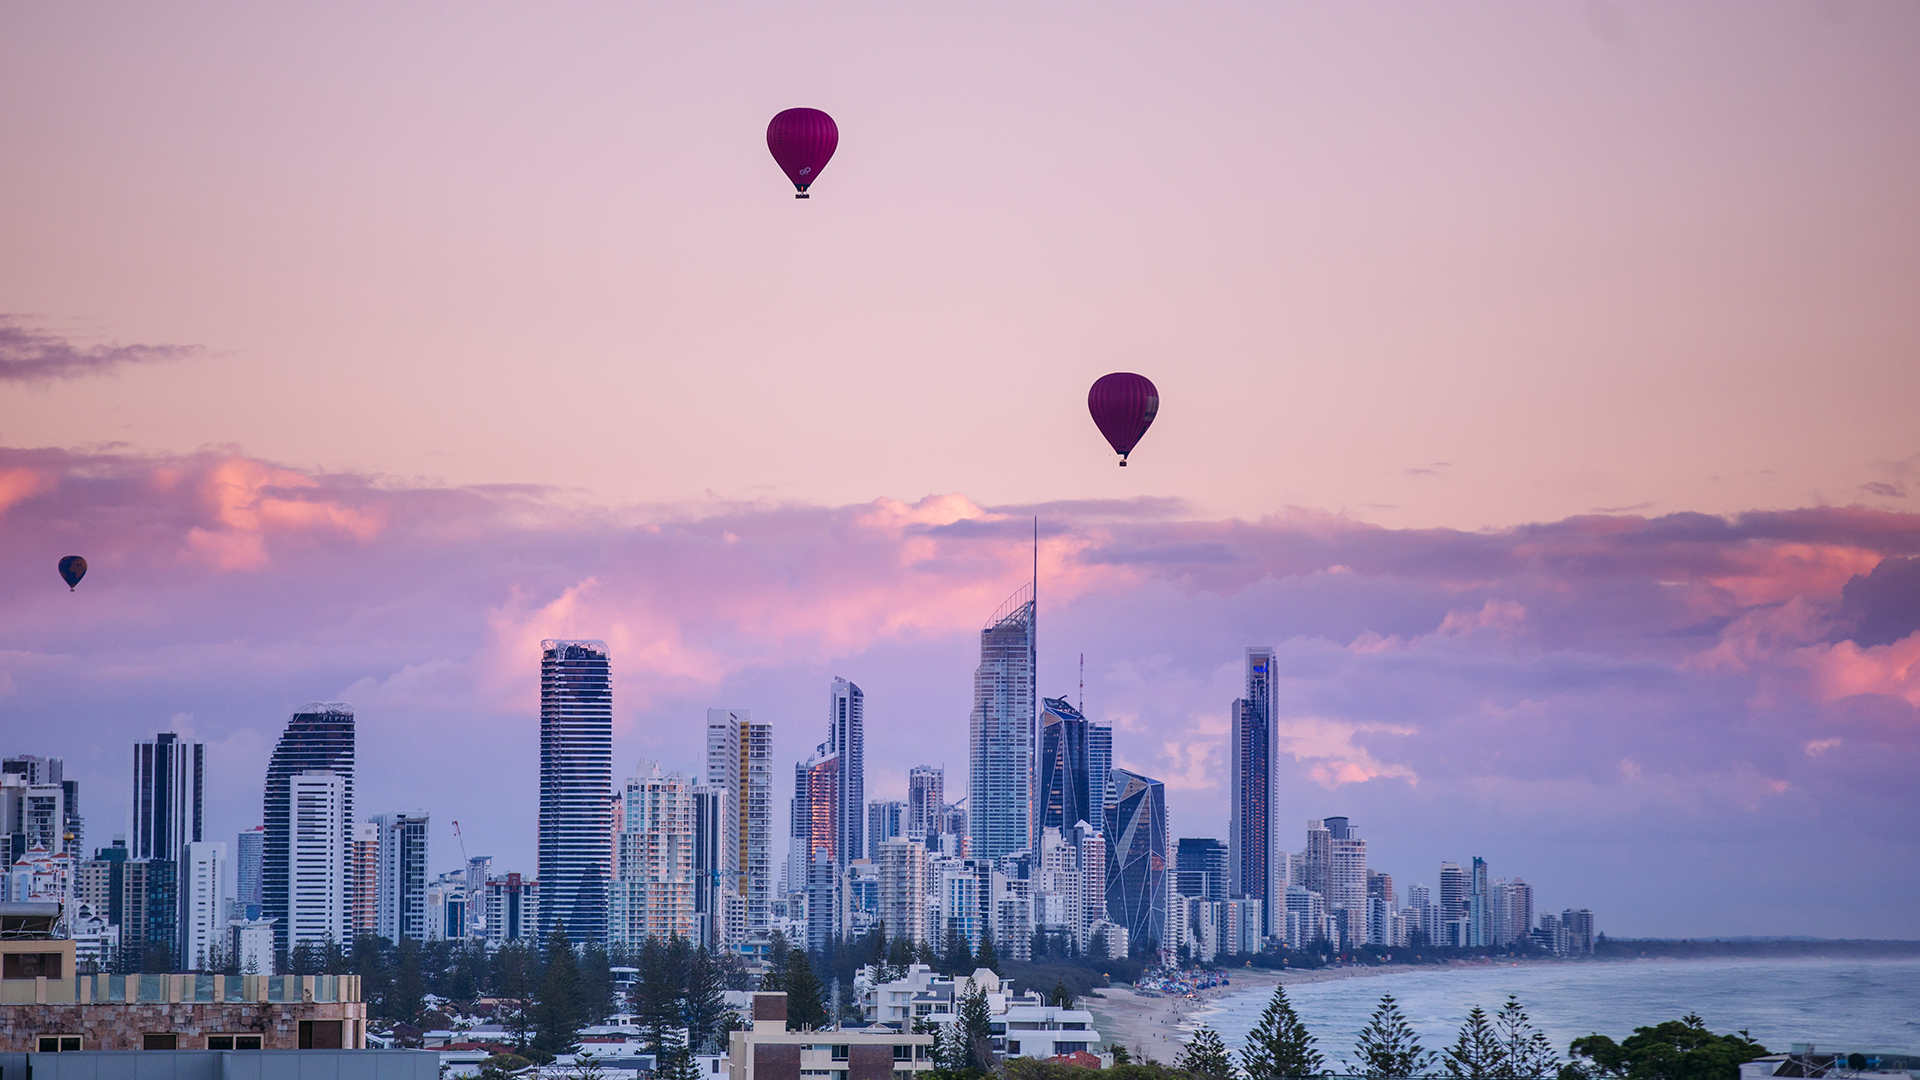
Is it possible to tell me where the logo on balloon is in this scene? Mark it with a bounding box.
[799,166,813,175]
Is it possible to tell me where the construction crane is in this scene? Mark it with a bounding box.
[452,820,470,864]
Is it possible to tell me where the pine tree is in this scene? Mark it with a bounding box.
[941,925,973,975]
[1492,997,1558,1079]
[578,943,615,1026]
[392,938,427,1023]
[1051,980,1076,1009]
[1179,1025,1236,1079]
[634,937,683,1062]
[686,946,730,1054]
[975,932,1001,974]
[1351,994,1436,1080]
[1111,1045,1134,1066]
[1444,1006,1506,1080]
[957,984,995,1072]
[531,928,584,1063]
[763,930,791,991]
[783,945,828,1031]
[1240,984,1323,1080]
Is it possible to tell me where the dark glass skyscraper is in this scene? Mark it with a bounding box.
[1037,696,1091,843]
[1105,768,1167,954]
[131,732,204,865]
[263,702,354,956]
[970,582,1035,861]
[1230,647,1275,933]
[829,677,864,870]
[538,639,613,948]
[1174,837,1229,900]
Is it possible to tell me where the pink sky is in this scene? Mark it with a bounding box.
[2,3,1918,936]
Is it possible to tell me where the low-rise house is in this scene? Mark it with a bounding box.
[728,992,935,1080]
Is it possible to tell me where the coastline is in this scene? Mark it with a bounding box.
[1084,964,1419,1059]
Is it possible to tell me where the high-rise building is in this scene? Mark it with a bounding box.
[1037,697,1092,843]
[907,766,944,843]
[970,581,1036,862]
[181,839,226,970]
[372,811,430,943]
[706,709,774,938]
[867,800,905,862]
[3,754,83,858]
[875,837,928,945]
[1104,769,1167,955]
[1491,877,1533,947]
[263,702,354,955]
[790,747,839,889]
[130,733,204,868]
[691,785,726,949]
[289,771,347,949]
[1468,856,1490,948]
[538,639,613,948]
[1229,648,1275,933]
[0,771,71,869]
[1439,862,1466,925]
[828,678,865,870]
[1174,838,1229,900]
[236,826,264,921]
[484,873,538,947]
[1073,820,1107,946]
[1304,819,1332,899]
[1087,721,1113,821]
[347,822,379,940]
[612,763,696,946]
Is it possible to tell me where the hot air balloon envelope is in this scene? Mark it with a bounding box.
[1087,373,1160,466]
[767,108,838,198]
[59,555,87,591]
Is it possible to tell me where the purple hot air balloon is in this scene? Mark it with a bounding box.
[767,108,838,199]
[1087,372,1160,466]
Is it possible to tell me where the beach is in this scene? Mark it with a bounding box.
[1084,964,1431,1059]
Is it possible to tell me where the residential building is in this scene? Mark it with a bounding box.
[1230,647,1276,934]
[611,763,696,946]
[828,678,866,872]
[707,709,774,937]
[875,837,928,946]
[538,639,614,948]
[969,583,1036,862]
[727,992,934,1079]
[906,766,944,843]
[347,822,378,940]
[1468,856,1490,948]
[790,747,839,895]
[1087,721,1113,822]
[289,771,347,950]
[1036,697,1092,847]
[129,733,203,868]
[180,840,226,971]
[3,755,83,861]
[483,873,538,947]
[692,783,728,949]
[235,826,263,921]
[1073,821,1106,946]
[1438,862,1466,927]
[228,917,275,974]
[1104,769,1167,956]
[1326,821,1368,948]
[263,702,355,957]
[372,812,430,943]
[1174,837,1228,901]
[866,801,905,863]
[463,855,491,939]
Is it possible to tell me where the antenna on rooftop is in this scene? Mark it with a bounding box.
[1079,653,1085,713]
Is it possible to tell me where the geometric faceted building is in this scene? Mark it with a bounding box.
[1104,768,1168,956]
[969,582,1036,862]
[262,702,355,956]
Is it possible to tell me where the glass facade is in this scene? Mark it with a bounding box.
[538,640,612,948]
[969,583,1035,862]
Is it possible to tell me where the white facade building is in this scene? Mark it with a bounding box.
[612,763,696,946]
[289,771,346,947]
[182,839,228,970]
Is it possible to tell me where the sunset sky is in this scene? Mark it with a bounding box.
[3,2,1917,937]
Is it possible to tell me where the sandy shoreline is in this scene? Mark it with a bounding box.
[1083,962,1502,1059]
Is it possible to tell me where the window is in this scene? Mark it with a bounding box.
[893,1046,913,1061]
[1006,1041,1021,1055]
[831,1045,850,1061]
[1055,1043,1089,1055]
[144,1033,179,1050]
[39,1036,83,1052]
[5,953,64,979]
[208,1035,264,1050]
[298,1020,343,1049]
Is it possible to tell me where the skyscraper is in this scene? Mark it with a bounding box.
[970,582,1035,861]
[131,733,204,868]
[1468,856,1490,948]
[611,763,696,946]
[236,825,264,920]
[1229,648,1275,932]
[691,784,725,949]
[372,811,430,943]
[1037,696,1092,842]
[538,639,613,948]
[1174,837,1229,900]
[347,822,379,939]
[1104,768,1167,955]
[288,771,346,949]
[1438,861,1466,945]
[790,746,839,886]
[2,754,83,858]
[706,709,773,937]
[1303,819,1333,898]
[263,702,354,955]
[867,800,905,862]
[1087,721,1113,822]
[876,837,928,945]
[828,678,865,870]
[181,839,226,970]
[906,766,944,842]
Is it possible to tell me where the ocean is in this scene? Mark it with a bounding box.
[1188,957,1920,1062]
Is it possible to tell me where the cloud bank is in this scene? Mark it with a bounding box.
[0,320,198,382]
[2,446,1916,937]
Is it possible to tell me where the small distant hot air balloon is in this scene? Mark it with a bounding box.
[1088,373,1159,466]
[767,108,838,199]
[58,555,87,591]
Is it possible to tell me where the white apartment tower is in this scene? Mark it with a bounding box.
[181,839,227,970]
[612,763,696,945]
[372,811,430,943]
[706,709,774,936]
[288,771,347,947]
